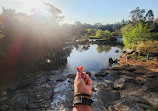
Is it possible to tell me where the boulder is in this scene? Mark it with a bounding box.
[115,49,119,53]
[113,78,126,90]
[109,58,113,64]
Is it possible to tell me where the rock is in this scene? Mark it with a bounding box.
[142,77,158,93]
[134,69,146,75]
[68,79,74,84]
[96,83,108,90]
[142,93,158,109]
[121,96,155,111]
[0,105,9,111]
[95,72,107,77]
[96,90,121,108]
[118,70,132,75]
[0,91,7,97]
[132,52,138,56]
[92,101,106,111]
[122,53,127,58]
[86,72,91,77]
[128,50,135,54]
[44,89,54,100]
[136,77,146,84]
[67,74,76,79]
[109,58,113,64]
[113,78,126,90]
[115,49,119,53]
[92,87,97,92]
[113,59,118,63]
[57,76,67,82]
[0,97,7,102]
[107,104,130,111]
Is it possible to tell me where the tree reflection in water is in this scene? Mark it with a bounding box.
[97,44,123,53]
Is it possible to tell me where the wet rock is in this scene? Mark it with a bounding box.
[67,74,76,79]
[109,58,113,64]
[86,72,91,77]
[57,76,67,82]
[92,87,97,92]
[44,89,54,100]
[68,79,74,84]
[113,78,126,90]
[115,49,119,53]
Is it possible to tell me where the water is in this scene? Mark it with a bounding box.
[64,44,123,74]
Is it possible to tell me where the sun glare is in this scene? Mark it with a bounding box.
[21,0,48,14]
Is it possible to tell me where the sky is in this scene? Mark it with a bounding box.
[0,0,158,25]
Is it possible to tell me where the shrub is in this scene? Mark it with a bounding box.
[137,41,158,59]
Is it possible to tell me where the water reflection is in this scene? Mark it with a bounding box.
[65,44,123,73]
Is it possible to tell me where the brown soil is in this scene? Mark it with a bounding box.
[118,53,158,73]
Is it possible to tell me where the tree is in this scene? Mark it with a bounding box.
[103,30,112,39]
[96,29,104,38]
[130,7,145,23]
[86,28,94,35]
[121,23,151,48]
[137,41,158,59]
[96,29,111,39]
[145,10,154,22]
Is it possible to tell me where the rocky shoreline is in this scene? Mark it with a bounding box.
[0,64,158,111]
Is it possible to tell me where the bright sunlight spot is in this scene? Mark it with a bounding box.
[21,0,48,14]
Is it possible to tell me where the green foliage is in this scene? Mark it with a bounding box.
[137,41,158,59]
[96,29,111,39]
[86,28,95,35]
[150,33,158,40]
[121,23,151,48]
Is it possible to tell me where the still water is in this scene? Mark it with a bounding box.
[64,44,123,73]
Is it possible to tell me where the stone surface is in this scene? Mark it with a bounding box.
[113,78,126,90]
[67,74,76,79]
[57,76,67,82]
[95,72,107,77]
